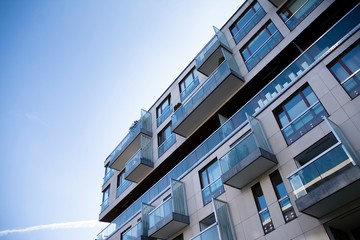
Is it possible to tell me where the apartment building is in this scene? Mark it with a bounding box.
[97,0,360,239]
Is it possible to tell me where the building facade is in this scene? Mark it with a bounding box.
[97,0,360,239]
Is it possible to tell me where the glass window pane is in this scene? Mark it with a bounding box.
[283,94,307,120]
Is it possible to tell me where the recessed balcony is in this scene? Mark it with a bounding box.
[195,29,232,76]
[108,110,152,171]
[220,116,277,189]
[124,137,153,183]
[148,180,189,239]
[172,59,244,138]
[287,118,360,218]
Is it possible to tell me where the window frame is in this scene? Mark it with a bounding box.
[328,41,360,99]
[157,122,173,147]
[269,170,296,223]
[230,1,266,44]
[274,84,328,144]
[156,95,171,119]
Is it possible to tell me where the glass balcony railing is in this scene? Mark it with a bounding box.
[280,0,325,30]
[281,101,328,145]
[180,77,200,102]
[116,179,132,198]
[341,70,360,98]
[122,221,143,240]
[125,141,152,175]
[157,105,173,127]
[190,224,220,240]
[288,144,353,198]
[219,133,258,173]
[158,133,176,157]
[97,6,360,239]
[201,178,224,205]
[233,7,266,44]
[149,198,172,229]
[245,30,283,70]
[195,30,230,68]
[173,59,241,129]
[103,168,114,184]
[107,110,152,167]
[100,199,109,213]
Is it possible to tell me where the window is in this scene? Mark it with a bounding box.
[172,234,184,240]
[103,164,113,183]
[117,170,125,188]
[116,170,131,198]
[179,69,199,101]
[328,42,360,98]
[252,183,274,234]
[270,170,296,223]
[230,1,266,44]
[278,0,325,30]
[158,122,176,156]
[274,85,328,144]
[120,225,132,240]
[199,213,216,231]
[241,21,283,70]
[157,95,172,126]
[199,159,224,205]
[101,186,110,211]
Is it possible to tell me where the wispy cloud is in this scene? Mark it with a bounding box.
[0,220,107,237]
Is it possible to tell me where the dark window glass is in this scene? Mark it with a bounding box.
[278,0,325,30]
[252,183,274,234]
[117,171,125,188]
[274,84,328,144]
[158,123,172,146]
[157,95,171,118]
[329,42,360,98]
[270,170,296,222]
[230,2,266,44]
[199,159,224,205]
[241,21,283,70]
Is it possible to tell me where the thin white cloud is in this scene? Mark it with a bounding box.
[0,220,107,237]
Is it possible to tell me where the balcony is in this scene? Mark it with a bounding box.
[148,179,189,239]
[287,117,360,218]
[109,110,152,171]
[202,177,224,205]
[173,58,244,137]
[220,116,277,189]
[195,28,232,76]
[190,199,236,240]
[124,137,153,183]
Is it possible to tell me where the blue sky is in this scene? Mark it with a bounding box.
[0,0,242,239]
